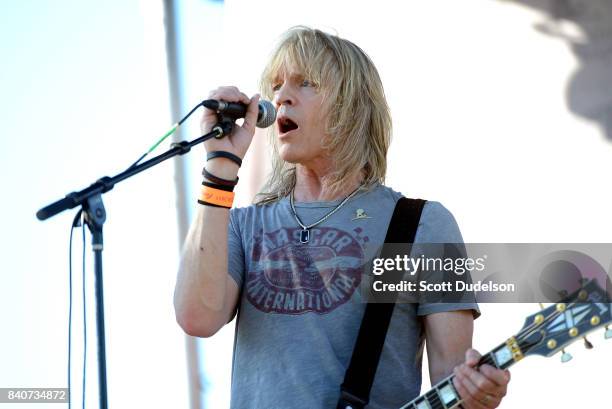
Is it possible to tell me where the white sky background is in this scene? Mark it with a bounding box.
[0,1,188,408]
[0,0,611,409]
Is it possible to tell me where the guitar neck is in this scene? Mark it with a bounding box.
[397,281,612,409]
[399,337,522,409]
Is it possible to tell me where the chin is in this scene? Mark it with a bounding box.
[278,149,300,164]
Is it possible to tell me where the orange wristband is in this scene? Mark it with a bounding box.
[199,185,235,208]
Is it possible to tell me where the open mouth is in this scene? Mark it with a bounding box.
[278,117,299,135]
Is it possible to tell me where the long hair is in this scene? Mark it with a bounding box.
[254,26,392,205]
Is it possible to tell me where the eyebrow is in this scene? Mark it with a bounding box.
[271,71,305,84]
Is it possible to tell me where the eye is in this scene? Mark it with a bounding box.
[301,79,314,87]
[272,83,282,92]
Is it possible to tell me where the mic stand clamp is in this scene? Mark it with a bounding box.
[212,113,235,138]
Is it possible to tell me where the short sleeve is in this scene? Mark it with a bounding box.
[227,207,246,288]
[413,201,480,319]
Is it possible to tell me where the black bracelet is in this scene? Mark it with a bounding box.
[207,151,242,167]
[202,180,234,192]
[197,199,231,209]
[202,167,239,186]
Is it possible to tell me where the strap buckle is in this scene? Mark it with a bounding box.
[336,390,368,409]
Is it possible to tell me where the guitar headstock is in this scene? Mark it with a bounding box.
[516,279,611,362]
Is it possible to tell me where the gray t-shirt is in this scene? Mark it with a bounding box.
[227,183,478,409]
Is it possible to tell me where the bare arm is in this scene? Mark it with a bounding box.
[424,310,474,384]
[173,187,240,337]
[424,310,511,408]
[173,86,259,338]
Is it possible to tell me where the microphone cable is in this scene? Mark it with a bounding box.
[125,102,203,171]
[68,210,87,409]
[123,97,275,171]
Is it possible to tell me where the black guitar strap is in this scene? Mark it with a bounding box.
[337,197,427,409]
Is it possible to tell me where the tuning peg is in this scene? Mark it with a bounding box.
[561,349,573,363]
[605,325,612,340]
[538,303,545,310]
[583,336,593,349]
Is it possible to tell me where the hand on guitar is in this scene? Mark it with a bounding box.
[453,349,511,409]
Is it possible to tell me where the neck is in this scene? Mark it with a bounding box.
[293,164,363,202]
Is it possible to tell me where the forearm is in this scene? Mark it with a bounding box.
[173,160,239,336]
[428,339,471,384]
[175,206,230,309]
[425,310,474,384]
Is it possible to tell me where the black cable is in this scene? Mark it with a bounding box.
[125,101,204,171]
[68,210,88,409]
[68,213,77,409]
[178,103,202,126]
[81,219,86,409]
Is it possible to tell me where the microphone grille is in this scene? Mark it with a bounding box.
[257,100,277,128]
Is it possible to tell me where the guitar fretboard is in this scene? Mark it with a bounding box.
[399,343,515,409]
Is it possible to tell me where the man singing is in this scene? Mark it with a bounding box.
[174,26,510,409]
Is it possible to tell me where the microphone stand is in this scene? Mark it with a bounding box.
[36,118,234,409]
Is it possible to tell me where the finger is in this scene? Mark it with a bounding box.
[452,376,489,409]
[470,364,507,397]
[208,86,236,99]
[225,86,250,104]
[223,86,250,104]
[242,94,260,133]
[209,87,250,104]
[455,365,486,400]
[455,365,496,401]
[480,365,511,389]
[239,91,250,104]
[465,348,482,367]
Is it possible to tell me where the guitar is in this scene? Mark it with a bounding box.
[399,279,612,409]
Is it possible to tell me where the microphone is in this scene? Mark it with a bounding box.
[202,99,276,128]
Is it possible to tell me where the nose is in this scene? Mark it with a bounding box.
[273,83,294,108]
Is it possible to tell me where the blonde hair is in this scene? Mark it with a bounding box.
[254,26,392,205]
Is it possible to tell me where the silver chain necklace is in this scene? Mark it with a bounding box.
[289,185,363,244]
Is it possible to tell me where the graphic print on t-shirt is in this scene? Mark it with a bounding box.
[246,226,368,314]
